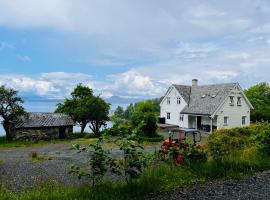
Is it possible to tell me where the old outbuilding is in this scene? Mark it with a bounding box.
[10,112,74,140]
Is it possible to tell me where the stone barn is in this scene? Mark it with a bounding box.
[11,112,74,140]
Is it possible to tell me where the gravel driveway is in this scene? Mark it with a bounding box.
[150,170,270,200]
[0,142,159,192]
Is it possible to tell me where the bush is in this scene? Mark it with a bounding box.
[139,135,164,142]
[131,101,158,137]
[251,122,270,155]
[104,122,133,137]
[71,132,98,139]
[207,122,270,161]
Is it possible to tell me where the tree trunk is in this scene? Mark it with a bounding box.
[89,121,100,136]
[81,122,87,133]
[3,120,12,141]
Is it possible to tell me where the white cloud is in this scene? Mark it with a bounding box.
[107,70,165,97]
[0,41,14,50]
[17,55,31,62]
[0,75,57,96]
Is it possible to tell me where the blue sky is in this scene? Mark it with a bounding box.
[0,0,270,99]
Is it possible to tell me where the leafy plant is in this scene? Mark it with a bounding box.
[114,135,148,182]
[70,137,113,186]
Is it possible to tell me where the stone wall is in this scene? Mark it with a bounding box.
[12,126,73,140]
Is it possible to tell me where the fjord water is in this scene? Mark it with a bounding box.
[0,100,128,136]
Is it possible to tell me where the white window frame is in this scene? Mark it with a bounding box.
[229,96,234,106]
[167,97,171,105]
[177,97,181,104]
[237,97,242,106]
[179,114,184,121]
[224,116,228,126]
[242,116,246,125]
[167,112,171,120]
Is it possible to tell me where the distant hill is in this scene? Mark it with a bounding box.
[21,94,143,105]
[105,96,144,105]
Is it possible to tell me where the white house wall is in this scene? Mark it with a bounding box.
[216,88,251,129]
[160,86,188,127]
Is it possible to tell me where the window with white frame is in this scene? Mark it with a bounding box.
[237,97,242,106]
[179,114,184,121]
[177,97,181,104]
[167,112,171,120]
[242,116,246,125]
[167,97,170,104]
[229,96,234,106]
[224,116,228,126]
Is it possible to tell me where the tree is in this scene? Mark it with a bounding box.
[114,106,124,118]
[131,101,157,137]
[0,85,26,140]
[56,84,94,133]
[86,96,110,136]
[124,104,134,120]
[244,82,270,122]
[56,84,110,135]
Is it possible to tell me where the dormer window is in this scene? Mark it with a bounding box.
[237,97,242,106]
[167,97,170,104]
[177,97,181,104]
[229,96,234,106]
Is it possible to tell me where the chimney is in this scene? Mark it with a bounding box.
[192,79,198,86]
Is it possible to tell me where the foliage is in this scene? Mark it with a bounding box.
[30,151,53,161]
[244,82,270,122]
[251,122,270,155]
[3,124,270,199]
[159,139,206,166]
[114,106,124,119]
[56,84,110,135]
[56,84,94,133]
[87,96,110,136]
[0,85,26,140]
[123,103,134,120]
[71,132,99,139]
[131,101,158,137]
[70,138,113,186]
[207,123,270,161]
[103,120,132,137]
[114,135,149,182]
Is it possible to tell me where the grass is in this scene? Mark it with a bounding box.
[1,123,270,199]
[0,136,98,149]
[30,151,53,161]
[1,153,270,200]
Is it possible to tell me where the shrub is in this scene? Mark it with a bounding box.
[104,122,133,137]
[114,135,149,182]
[139,135,164,142]
[207,122,270,161]
[207,128,252,161]
[30,151,53,161]
[131,101,158,137]
[251,122,270,155]
[70,137,113,186]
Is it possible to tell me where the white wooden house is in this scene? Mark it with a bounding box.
[160,79,253,133]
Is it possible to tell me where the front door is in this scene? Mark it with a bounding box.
[59,127,66,139]
[197,116,202,129]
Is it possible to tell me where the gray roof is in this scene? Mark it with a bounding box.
[15,112,74,128]
[173,84,191,103]
[175,83,237,116]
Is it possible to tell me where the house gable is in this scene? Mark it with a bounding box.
[214,85,252,129]
[212,83,253,117]
[160,85,188,126]
[160,85,189,106]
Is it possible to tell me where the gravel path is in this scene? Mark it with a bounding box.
[0,142,158,192]
[150,170,270,200]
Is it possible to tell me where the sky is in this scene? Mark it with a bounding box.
[0,0,270,100]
